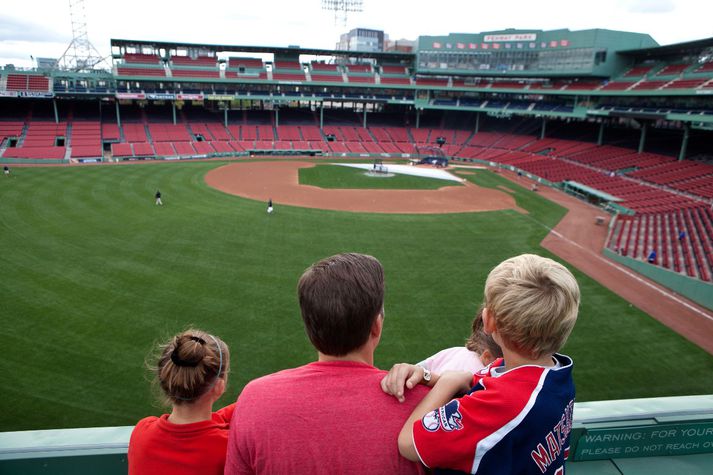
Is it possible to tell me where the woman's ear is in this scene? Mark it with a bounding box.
[211,378,227,402]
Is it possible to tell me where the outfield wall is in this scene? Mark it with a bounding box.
[603,249,713,311]
[2,396,712,475]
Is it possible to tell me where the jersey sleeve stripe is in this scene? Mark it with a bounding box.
[470,368,550,474]
[412,429,431,469]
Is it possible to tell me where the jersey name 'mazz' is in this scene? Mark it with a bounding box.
[530,399,574,473]
[412,354,575,475]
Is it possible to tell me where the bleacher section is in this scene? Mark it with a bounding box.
[2,121,66,160]
[607,208,713,281]
[70,122,102,158]
[5,74,50,92]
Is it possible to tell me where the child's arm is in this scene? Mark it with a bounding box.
[397,371,474,461]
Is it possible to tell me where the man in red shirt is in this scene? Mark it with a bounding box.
[225,253,428,475]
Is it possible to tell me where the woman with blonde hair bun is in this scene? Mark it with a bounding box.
[128,329,233,475]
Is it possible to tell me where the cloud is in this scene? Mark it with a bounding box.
[623,0,676,13]
[0,16,70,43]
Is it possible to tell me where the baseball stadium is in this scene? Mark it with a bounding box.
[1,1,713,473]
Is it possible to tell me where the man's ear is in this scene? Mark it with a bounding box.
[371,311,384,338]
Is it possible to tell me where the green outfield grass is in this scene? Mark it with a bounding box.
[299,163,460,189]
[1,160,712,432]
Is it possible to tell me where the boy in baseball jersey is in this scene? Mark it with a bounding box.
[382,254,580,474]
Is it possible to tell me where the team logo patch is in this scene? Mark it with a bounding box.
[422,400,463,432]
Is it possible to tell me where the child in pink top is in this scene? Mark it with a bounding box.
[418,307,502,374]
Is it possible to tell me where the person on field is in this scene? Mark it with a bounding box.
[3,165,9,176]
[267,198,273,214]
[128,329,233,475]
[647,249,657,264]
[155,190,163,206]
[225,253,428,475]
[382,254,580,475]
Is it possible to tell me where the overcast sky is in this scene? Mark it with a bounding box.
[1,0,712,68]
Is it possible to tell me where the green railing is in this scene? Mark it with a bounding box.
[2,396,711,474]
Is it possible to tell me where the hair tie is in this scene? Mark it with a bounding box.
[170,348,200,367]
[189,336,206,345]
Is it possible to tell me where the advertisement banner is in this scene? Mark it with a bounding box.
[18,91,54,98]
[116,93,146,100]
[146,93,176,100]
[176,93,204,100]
[206,94,235,101]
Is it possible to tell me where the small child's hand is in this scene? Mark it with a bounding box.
[381,363,426,403]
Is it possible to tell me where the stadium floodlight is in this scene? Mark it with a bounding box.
[57,0,109,72]
[321,0,363,26]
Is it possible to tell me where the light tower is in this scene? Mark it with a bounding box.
[321,0,363,26]
[57,0,108,71]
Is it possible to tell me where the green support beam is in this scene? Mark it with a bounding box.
[541,117,547,140]
[598,122,605,146]
[638,122,648,153]
[679,125,690,161]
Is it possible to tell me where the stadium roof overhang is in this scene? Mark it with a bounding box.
[110,39,414,62]
[617,37,713,59]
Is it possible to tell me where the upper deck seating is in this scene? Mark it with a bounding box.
[123,53,161,65]
[311,62,339,72]
[116,67,166,77]
[346,64,372,73]
[381,65,408,75]
[623,65,655,77]
[6,74,50,92]
[655,64,689,76]
[227,57,264,69]
[171,55,217,67]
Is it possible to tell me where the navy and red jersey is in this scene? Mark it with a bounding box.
[413,354,575,475]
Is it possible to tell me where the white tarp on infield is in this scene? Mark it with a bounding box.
[332,163,464,183]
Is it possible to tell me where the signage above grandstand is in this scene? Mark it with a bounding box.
[146,93,176,100]
[206,94,235,101]
[484,34,537,42]
[176,93,204,100]
[1,91,55,98]
[116,93,146,100]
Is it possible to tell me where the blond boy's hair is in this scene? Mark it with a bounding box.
[484,254,580,359]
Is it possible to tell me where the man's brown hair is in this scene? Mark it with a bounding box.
[298,253,384,356]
